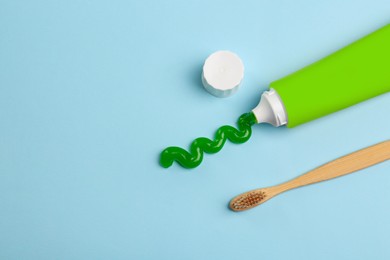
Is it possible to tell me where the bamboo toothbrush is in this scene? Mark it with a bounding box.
[230,140,390,212]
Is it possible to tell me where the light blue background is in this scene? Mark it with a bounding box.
[1,0,389,259]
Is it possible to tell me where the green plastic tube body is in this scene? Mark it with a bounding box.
[271,24,390,128]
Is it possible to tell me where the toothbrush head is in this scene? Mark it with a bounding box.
[229,190,267,211]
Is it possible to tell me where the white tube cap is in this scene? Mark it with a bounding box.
[202,51,244,98]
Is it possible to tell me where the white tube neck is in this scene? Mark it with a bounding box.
[252,89,288,127]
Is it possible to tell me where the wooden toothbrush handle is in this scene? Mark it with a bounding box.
[277,140,390,192]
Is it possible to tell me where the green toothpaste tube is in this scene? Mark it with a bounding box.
[253,24,390,127]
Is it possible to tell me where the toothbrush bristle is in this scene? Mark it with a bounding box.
[230,191,266,211]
